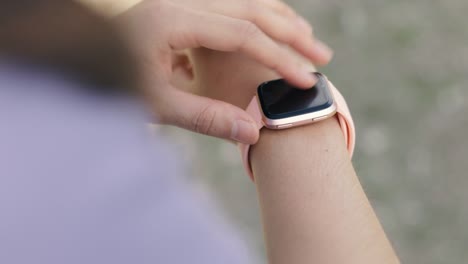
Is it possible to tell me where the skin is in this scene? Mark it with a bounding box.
[50,1,398,262]
[116,1,399,261]
[117,0,334,145]
[251,121,399,264]
[173,49,400,263]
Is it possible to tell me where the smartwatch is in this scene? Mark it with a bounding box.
[239,72,356,180]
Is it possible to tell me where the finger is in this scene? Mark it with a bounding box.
[208,0,306,31]
[156,88,260,144]
[205,1,331,66]
[257,0,297,18]
[169,11,317,88]
[257,0,313,35]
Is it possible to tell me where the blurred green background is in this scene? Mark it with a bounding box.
[91,0,468,263]
[166,1,468,263]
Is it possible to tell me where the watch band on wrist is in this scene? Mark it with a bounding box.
[238,79,356,181]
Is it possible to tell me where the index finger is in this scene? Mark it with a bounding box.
[257,0,297,18]
[170,11,317,88]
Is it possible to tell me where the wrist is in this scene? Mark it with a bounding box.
[239,76,356,180]
[250,117,350,177]
[250,117,399,264]
[254,116,346,149]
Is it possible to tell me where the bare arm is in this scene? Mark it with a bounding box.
[176,44,401,263]
[251,117,399,263]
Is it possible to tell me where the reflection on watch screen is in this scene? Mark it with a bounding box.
[258,73,333,119]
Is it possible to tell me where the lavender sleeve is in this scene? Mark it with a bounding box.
[0,65,253,264]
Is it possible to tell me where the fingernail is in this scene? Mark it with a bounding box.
[313,40,334,62]
[231,120,257,144]
[296,17,312,34]
[302,62,316,73]
[300,69,318,87]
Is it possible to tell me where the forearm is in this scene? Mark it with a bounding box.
[250,118,399,263]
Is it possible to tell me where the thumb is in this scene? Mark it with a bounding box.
[156,89,260,144]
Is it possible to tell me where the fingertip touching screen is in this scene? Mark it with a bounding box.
[257,73,334,119]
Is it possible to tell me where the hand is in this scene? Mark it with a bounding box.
[119,0,333,144]
[188,47,318,112]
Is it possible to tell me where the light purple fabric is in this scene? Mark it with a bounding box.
[0,63,253,264]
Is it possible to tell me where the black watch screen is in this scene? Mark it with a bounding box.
[257,72,334,120]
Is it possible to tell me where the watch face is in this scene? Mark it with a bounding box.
[257,72,334,120]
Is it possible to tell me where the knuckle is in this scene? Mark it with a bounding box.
[268,59,281,72]
[192,103,219,135]
[287,31,302,46]
[277,2,296,17]
[237,21,261,49]
[283,24,307,47]
[266,45,285,70]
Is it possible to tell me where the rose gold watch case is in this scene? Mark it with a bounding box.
[257,83,338,130]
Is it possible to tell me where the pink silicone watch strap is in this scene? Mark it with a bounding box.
[238,80,356,181]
